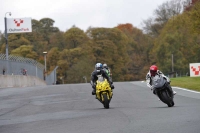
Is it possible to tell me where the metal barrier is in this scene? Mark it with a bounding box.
[46,66,58,85]
[0,54,58,85]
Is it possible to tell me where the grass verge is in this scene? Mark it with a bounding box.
[170,76,200,92]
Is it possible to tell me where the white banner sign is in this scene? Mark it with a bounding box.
[190,63,200,77]
[7,18,32,33]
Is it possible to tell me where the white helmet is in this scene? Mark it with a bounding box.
[95,63,103,72]
[103,63,108,69]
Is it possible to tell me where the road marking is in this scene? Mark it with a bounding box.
[140,81,200,94]
[172,87,200,94]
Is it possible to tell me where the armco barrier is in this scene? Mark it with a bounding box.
[0,75,46,88]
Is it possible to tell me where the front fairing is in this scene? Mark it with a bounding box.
[152,75,166,89]
[96,75,112,101]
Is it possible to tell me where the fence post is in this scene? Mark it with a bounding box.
[36,66,37,77]
[54,66,58,84]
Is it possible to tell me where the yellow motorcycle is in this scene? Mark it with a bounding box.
[95,75,113,109]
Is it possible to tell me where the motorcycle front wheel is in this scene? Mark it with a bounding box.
[102,93,109,109]
[160,91,174,107]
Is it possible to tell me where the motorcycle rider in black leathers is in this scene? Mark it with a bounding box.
[146,65,176,97]
[91,63,114,95]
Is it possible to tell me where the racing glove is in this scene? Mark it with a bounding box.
[150,86,154,91]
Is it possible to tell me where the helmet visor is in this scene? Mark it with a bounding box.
[96,67,101,70]
[150,70,156,76]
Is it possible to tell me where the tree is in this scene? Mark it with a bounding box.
[9,35,31,52]
[46,47,60,72]
[142,0,183,36]
[154,0,183,24]
[184,0,200,11]
[49,32,66,50]
[188,1,200,34]
[116,23,134,35]
[64,27,89,49]
[32,19,42,33]
[66,58,95,83]
[86,27,130,81]
[11,45,38,59]
[152,9,200,75]
[116,23,153,80]
[39,18,59,33]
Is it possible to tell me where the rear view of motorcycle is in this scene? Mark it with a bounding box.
[95,75,113,109]
[151,75,175,107]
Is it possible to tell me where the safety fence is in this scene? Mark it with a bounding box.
[46,66,58,85]
[0,54,58,85]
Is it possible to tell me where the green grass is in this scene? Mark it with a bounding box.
[170,76,200,92]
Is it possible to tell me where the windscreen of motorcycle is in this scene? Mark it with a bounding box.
[151,75,166,88]
[97,74,104,82]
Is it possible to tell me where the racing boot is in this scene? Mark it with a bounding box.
[92,89,96,95]
[111,84,115,89]
[173,91,176,95]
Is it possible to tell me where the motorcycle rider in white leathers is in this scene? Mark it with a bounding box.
[146,65,176,96]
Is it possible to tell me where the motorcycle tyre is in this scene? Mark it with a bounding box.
[160,91,174,107]
[165,91,175,107]
[103,93,109,109]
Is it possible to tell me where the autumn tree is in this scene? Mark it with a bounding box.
[8,35,31,53]
[64,27,89,49]
[46,47,60,73]
[117,23,153,80]
[86,27,130,81]
[188,0,200,34]
[183,0,200,11]
[152,7,200,75]
[49,32,66,50]
[11,45,38,60]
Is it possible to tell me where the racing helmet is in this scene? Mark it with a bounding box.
[103,63,108,69]
[95,63,103,72]
[150,65,158,76]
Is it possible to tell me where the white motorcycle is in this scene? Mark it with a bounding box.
[151,75,175,107]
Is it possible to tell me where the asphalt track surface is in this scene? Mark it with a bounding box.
[0,81,200,133]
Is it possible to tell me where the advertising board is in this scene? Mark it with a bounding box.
[190,63,200,77]
[7,18,32,33]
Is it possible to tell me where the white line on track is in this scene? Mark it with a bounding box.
[172,87,200,94]
[141,81,200,94]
